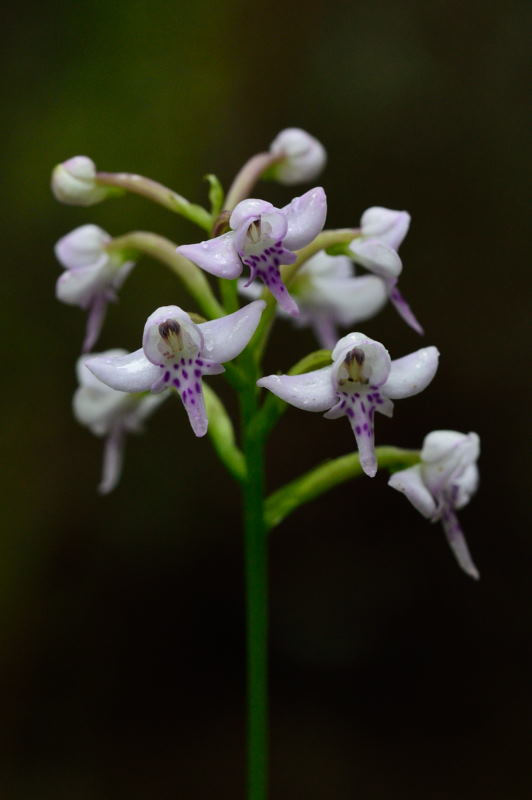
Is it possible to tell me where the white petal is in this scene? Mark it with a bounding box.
[388,465,437,518]
[454,464,480,509]
[229,199,274,230]
[383,346,439,399]
[421,430,479,464]
[312,275,388,326]
[55,224,110,269]
[85,349,161,393]
[257,367,336,412]
[270,128,327,185]
[349,239,402,278]
[198,300,265,363]
[281,187,327,250]
[177,232,242,279]
[331,332,392,387]
[300,251,353,279]
[55,265,102,307]
[98,429,125,494]
[360,207,410,250]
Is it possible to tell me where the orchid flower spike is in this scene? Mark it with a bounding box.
[349,206,423,335]
[389,430,480,579]
[51,156,109,206]
[258,333,439,478]
[177,187,327,316]
[269,128,327,185]
[55,224,135,352]
[74,351,167,494]
[240,250,388,349]
[86,301,265,437]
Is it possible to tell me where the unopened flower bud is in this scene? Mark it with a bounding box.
[51,156,108,206]
[269,128,326,185]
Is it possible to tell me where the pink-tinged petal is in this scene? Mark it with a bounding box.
[257,366,336,412]
[389,284,424,335]
[56,265,101,307]
[86,349,160,393]
[55,224,110,269]
[83,294,108,353]
[99,428,125,494]
[229,199,275,230]
[312,274,388,326]
[198,300,266,363]
[177,233,242,279]
[383,346,439,400]
[360,207,410,250]
[281,187,327,250]
[441,508,480,580]
[388,465,437,518]
[350,239,402,279]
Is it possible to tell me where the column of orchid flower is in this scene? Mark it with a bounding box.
[52,128,481,800]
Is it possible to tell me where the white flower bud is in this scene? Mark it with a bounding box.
[269,128,326,185]
[51,156,108,206]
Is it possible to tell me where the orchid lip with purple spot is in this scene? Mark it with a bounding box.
[85,300,266,438]
[257,332,440,478]
[176,187,327,317]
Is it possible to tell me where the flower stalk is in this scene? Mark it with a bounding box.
[95,171,213,231]
[265,447,421,529]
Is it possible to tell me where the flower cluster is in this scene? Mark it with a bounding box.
[52,126,480,578]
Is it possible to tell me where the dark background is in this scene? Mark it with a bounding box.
[2,0,530,797]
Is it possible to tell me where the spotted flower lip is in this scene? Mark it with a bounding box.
[349,206,423,335]
[74,351,166,494]
[177,187,327,317]
[85,300,265,437]
[257,332,439,478]
[388,430,480,579]
[55,224,135,352]
[239,250,388,349]
[269,128,326,185]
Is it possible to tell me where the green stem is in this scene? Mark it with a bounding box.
[202,384,246,482]
[240,367,268,800]
[96,171,212,231]
[264,447,421,530]
[107,231,224,320]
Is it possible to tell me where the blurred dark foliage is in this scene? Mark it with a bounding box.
[1,0,530,797]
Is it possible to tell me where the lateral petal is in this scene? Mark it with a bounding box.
[86,349,161,393]
[388,465,437,518]
[198,300,266,363]
[257,366,336,412]
[177,232,242,279]
[383,346,439,399]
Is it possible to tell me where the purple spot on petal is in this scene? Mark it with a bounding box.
[355,425,361,435]
[196,359,204,366]
[361,402,366,413]
[173,378,180,388]
[346,408,354,418]
[164,371,170,382]
[182,369,188,379]
[195,382,201,393]
[194,369,201,377]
